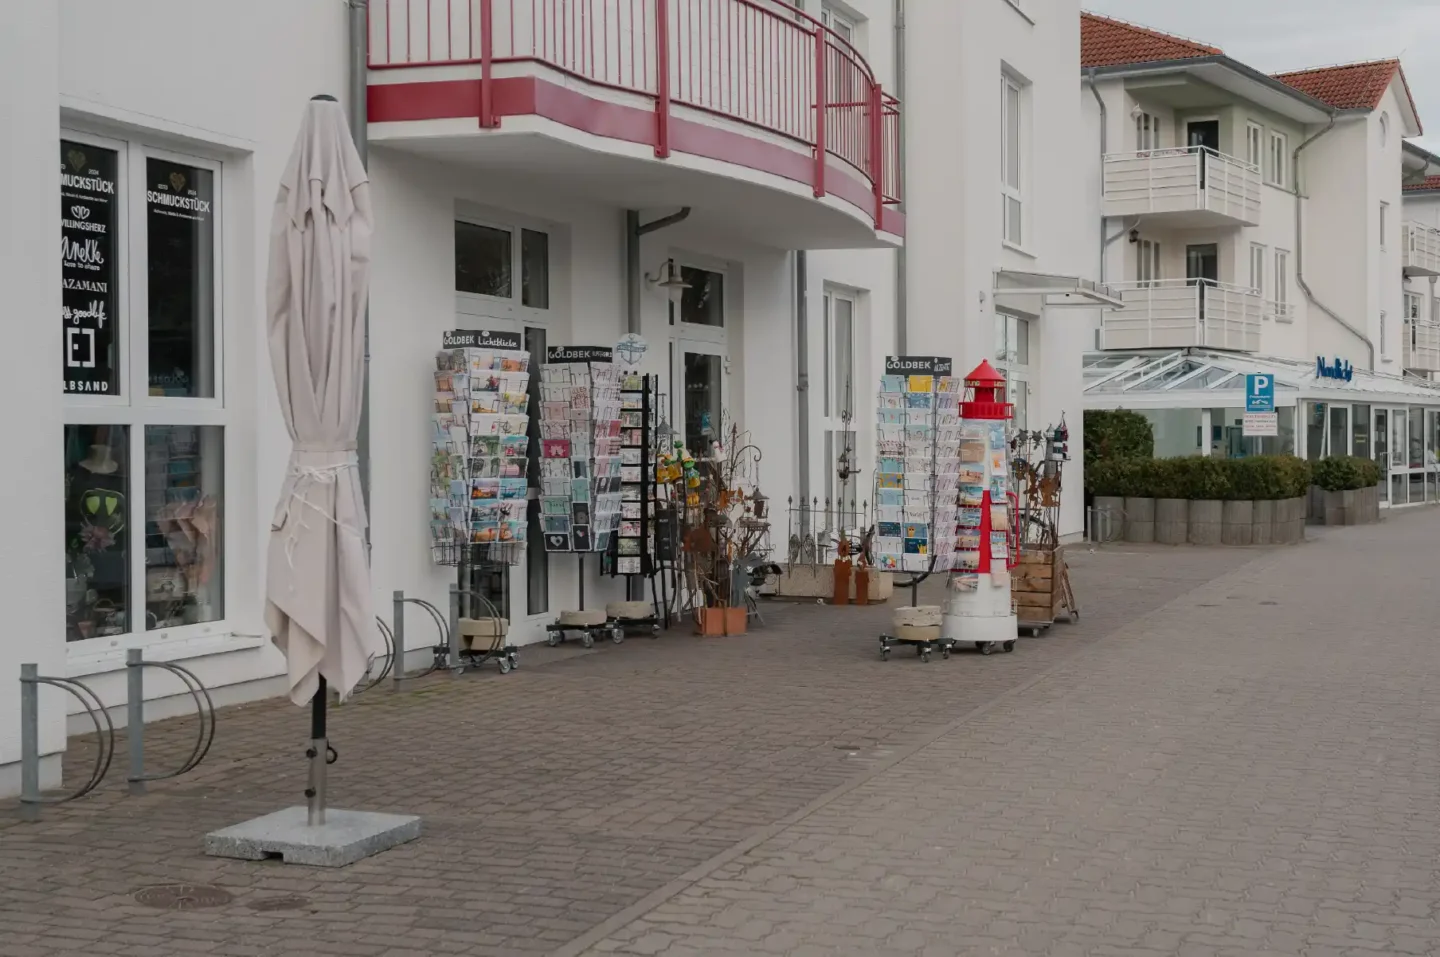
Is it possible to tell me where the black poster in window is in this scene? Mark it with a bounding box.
[147,158,215,398]
[60,141,120,395]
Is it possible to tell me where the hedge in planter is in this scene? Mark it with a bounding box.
[1312,455,1381,491]
[1083,410,1154,464]
[1312,455,1382,526]
[1086,455,1309,501]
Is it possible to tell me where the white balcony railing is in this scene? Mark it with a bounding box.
[1102,279,1262,352]
[1403,222,1440,276]
[1103,147,1261,226]
[1405,318,1440,372]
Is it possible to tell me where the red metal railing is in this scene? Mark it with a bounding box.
[369,0,902,220]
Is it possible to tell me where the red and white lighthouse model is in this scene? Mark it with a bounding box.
[941,361,1019,655]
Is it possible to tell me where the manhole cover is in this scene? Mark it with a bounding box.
[133,884,234,910]
[249,895,311,912]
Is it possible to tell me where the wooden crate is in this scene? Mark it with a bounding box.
[1013,546,1065,624]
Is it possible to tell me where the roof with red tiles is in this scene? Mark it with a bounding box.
[1273,60,1404,111]
[1080,12,1222,69]
[1405,176,1440,192]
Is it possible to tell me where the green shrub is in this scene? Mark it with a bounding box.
[1083,410,1154,463]
[1086,455,1311,500]
[1311,455,1380,492]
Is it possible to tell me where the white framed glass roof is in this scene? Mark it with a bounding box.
[1083,350,1440,408]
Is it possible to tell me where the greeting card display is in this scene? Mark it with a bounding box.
[539,346,623,552]
[430,330,532,563]
[873,356,961,574]
[613,372,656,576]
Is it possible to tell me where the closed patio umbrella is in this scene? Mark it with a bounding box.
[265,94,374,823]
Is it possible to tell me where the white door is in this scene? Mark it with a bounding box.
[821,290,859,529]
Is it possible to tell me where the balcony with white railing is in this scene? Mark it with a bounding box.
[1103,147,1261,228]
[1403,222,1440,276]
[1405,318,1440,372]
[365,0,903,248]
[1102,280,1262,352]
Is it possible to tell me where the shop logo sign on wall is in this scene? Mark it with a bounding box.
[60,140,119,395]
[1315,356,1354,382]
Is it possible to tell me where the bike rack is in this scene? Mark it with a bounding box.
[124,649,216,795]
[18,664,115,822]
[1086,505,1122,545]
[356,591,450,694]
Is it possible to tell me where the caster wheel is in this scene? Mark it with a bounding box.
[581,633,595,649]
[498,657,512,674]
[547,632,561,647]
[1004,640,1017,653]
[942,648,951,660]
[1072,611,1081,622]
[451,666,466,676]
[509,653,519,670]
[977,643,994,656]
[881,649,890,661]
[651,625,660,638]
[921,652,931,663]
[611,628,625,644]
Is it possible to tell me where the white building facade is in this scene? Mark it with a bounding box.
[1,0,1100,796]
[1080,14,1440,503]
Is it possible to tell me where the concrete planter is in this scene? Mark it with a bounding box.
[1287,496,1309,542]
[1124,497,1155,543]
[1221,500,1254,546]
[1316,485,1381,526]
[1251,499,1274,546]
[1154,498,1188,544]
[1188,499,1222,545]
[1092,496,1125,542]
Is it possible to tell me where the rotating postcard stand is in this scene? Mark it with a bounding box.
[430,330,530,674]
[941,361,1020,655]
[537,346,626,648]
[874,356,962,662]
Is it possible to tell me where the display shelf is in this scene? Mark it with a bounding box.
[873,356,960,575]
[538,346,622,553]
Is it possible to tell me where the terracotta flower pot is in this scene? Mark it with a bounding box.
[695,606,748,636]
[832,559,853,605]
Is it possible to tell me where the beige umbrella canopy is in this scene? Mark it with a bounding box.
[265,96,375,710]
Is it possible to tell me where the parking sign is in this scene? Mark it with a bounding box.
[1246,374,1274,413]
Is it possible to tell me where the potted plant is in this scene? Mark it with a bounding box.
[681,421,768,636]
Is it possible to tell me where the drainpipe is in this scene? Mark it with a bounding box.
[796,251,811,533]
[348,0,372,514]
[893,0,907,353]
[1087,68,1107,283]
[1294,115,1377,368]
[626,207,692,336]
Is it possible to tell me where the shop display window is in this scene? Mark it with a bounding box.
[65,425,131,641]
[61,132,227,646]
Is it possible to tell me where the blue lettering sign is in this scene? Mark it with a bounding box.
[1315,356,1354,382]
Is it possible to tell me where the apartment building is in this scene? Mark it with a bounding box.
[1079,13,1440,506]
[1,0,1102,795]
[1400,149,1440,381]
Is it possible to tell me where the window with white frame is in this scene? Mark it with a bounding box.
[1274,249,1290,317]
[1380,202,1389,250]
[820,4,856,44]
[1405,291,1421,321]
[1136,238,1161,287]
[994,312,1030,429]
[822,288,858,512]
[61,132,227,644]
[1249,243,1266,297]
[455,219,550,309]
[1135,111,1163,152]
[1267,130,1289,187]
[1001,72,1025,247]
[1245,122,1263,168]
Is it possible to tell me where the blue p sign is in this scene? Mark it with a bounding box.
[1246,374,1274,412]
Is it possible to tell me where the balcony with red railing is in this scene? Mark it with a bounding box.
[367,0,903,247]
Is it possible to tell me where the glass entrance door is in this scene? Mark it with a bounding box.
[1374,408,1390,506]
[673,339,725,459]
[1390,407,1408,506]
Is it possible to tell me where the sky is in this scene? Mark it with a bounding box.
[1084,0,1440,154]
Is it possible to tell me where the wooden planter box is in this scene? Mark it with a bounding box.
[1014,546,1070,625]
[695,606,747,636]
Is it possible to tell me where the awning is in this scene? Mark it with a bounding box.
[993,270,1123,318]
[1083,349,1440,410]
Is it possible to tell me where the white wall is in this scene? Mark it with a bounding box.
[1303,116,1376,368]
[0,1,66,794]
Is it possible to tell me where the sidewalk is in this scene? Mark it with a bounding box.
[0,544,1248,956]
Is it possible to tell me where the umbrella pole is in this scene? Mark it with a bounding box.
[307,677,328,826]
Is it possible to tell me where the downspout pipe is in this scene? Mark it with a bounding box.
[625,207,692,336]
[1294,114,1376,367]
[796,251,811,532]
[893,0,907,353]
[348,0,372,515]
[1087,68,1107,283]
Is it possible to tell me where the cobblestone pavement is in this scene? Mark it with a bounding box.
[0,528,1410,956]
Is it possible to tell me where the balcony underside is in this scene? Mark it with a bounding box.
[370,74,901,250]
[1101,205,1256,230]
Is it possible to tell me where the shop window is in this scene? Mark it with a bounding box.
[62,132,227,646]
[1352,405,1371,460]
[674,266,724,328]
[1329,406,1348,464]
[455,220,550,308]
[1304,401,1325,461]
